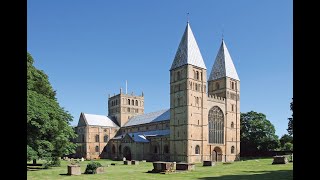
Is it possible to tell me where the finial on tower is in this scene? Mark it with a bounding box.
[222,24,224,40]
[187,12,189,23]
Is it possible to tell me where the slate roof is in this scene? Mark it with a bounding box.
[209,40,240,81]
[123,109,170,127]
[83,113,119,127]
[170,22,206,70]
[113,129,170,143]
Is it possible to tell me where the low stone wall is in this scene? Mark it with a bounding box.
[67,165,81,175]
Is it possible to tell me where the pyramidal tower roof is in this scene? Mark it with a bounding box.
[170,23,206,70]
[209,40,240,81]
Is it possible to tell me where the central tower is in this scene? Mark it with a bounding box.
[169,22,208,163]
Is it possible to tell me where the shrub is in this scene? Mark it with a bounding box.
[84,161,102,174]
[50,157,61,167]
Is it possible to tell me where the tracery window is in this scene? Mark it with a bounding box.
[208,106,224,144]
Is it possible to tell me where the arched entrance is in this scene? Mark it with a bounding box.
[212,147,223,162]
[123,146,132,160]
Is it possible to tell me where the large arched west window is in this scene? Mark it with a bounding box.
[208,106,224,144]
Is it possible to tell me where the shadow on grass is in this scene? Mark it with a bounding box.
[198,169,293,180]
[59,173,69,176]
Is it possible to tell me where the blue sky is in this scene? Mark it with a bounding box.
[27,0,293,137]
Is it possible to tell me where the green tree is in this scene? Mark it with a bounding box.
[279,134,293,147]
[283,142,293,151]
[27,52,77,165]
[287,99,293,136]
[240,111,280,154]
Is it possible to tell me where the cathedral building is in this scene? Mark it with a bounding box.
[74,22,240,163]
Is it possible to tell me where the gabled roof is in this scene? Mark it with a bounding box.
[170,23,206,70]
[209,40,240,81]
[112,129,170,143]
[79,113,119,128]
[123,109,170,127]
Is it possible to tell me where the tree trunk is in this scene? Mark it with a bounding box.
[33,159,37,165]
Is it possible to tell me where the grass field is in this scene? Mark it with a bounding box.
[27,158,293,180]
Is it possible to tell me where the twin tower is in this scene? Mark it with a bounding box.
[169,22,240,162]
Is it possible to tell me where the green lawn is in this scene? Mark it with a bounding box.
[27,158,293,180]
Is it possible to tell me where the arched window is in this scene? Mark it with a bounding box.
[95,134,99,142]
[128,99,130,105]
[195,145,200,154]
[95,146,99,152]
[231,146,235,154]
[231,122,234,128]
[208,106,224,144]
[119,145,122,154]
[194,70,196,79]
[231,82,234,90]
[132,100,134,105]
[201,72,203,81]
[164,145,169,153]
[82,134,85,142]
[135,100,138,106]
[177,71,181,80]
[196,71,199,80]
[116,99,118,105]
[216,82,220,90]
[104,135,109,142]
[112,145,116,153]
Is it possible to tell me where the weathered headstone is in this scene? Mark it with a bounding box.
[81,157,84,162]
[176,162,195,171]
[96,167,104,174]
[124,160,131,165]
[67,165,81,175]
[132,160,139,165]
[203,161,215,166]
[272,156,288,164]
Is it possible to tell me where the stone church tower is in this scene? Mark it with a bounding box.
[169,22,208,163]
[208,40,240,161]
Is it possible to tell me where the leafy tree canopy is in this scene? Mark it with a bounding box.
[240,111,280,153]
[287,99,293,136]
[27,52,77,163]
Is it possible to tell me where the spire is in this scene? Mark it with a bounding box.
[170,23,206,70]
[209,40,240,81]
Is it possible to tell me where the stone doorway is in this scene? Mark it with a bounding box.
[212,147,222,162]
[123,146,132,160]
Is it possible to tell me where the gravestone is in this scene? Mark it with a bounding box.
[81,157,84,162]
[272,156,288,164]
[124,160,131,165]
[132,160,139,165]
[203,161,215,166]
[176,162,195,171]
[96,167,104,174]
[67,165,81,175]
